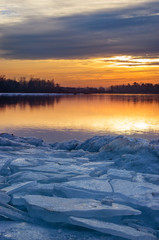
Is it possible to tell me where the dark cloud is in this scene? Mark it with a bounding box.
[0,1,159,59]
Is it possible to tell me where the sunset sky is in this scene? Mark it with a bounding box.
[0,0,159,87]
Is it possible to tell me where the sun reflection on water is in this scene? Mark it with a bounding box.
[0,94,159,140]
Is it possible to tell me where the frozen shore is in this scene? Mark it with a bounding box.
[0,133,159,239]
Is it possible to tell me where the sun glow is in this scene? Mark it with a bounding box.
[0,55,159,87]
[1,95,159,136]
[99,56,159,68]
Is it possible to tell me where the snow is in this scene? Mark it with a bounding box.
[0,133,159,239]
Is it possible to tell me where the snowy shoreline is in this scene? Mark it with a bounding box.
[0,133,159,239]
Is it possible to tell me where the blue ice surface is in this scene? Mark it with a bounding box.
[0,133,159,239]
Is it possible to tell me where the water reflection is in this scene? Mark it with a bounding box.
[0,94,159,142]
[0,95,62,109]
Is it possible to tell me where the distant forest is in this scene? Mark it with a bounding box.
[0,76,159,94]
[0,76,105,94]
[109,82,159,94]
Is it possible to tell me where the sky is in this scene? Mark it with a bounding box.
[0,0,159,87]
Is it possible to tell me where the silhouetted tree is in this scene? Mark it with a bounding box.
[109,82,159,94]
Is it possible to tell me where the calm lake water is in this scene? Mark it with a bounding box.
[0,94,159,142]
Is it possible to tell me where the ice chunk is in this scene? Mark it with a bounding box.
[70,217,156,240]
[22,183,55,196]
[107,169,133,181]
[10,158,34,168]
[55,179,112,199]
[2,181,36,195]
[0,136,24,147]
[7,171,73,184]
[142,173,159,184]
[83,161,113,168]
[76,135,117,152]
[0,176,6,183]
[50,139,80,150]
[0,133,44,147]
[88,162,113,178]
[100,136,148,153]
[0,222,56,240]
[12,162,88,175]
[0,203,32,222]
[0,191,10,204]
[111,179,159,209]
[11,194,26,206]
[9,158,41,173]
[0,158,12,175]
[7,171,49,183]
[0,221,110,240]
[19,195,140,223]
[63,179,112,193]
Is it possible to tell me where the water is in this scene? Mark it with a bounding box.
[0,94,159,142]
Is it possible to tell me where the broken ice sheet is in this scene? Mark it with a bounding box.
[70,217,156,240]
[13,195,141,223]
[0,133,159,239]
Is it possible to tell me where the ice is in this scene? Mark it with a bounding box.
[76,135,117,152]
[0,133,45,147]
[70,217,156,240]
[11,162,89,176]
[0,176,5,183]
[0,133,159,239]
[51,139,80,150]
[55,179,113,199]
[0,136,24,147]
[0,221,112,240]
[111,179,159,210]
[10,158,35,168]
[0,159,12,175]
[7,171,49,183]
[0,203,32,222]
[107,169,133,181]
[0,222,59,240]
[14,195,141,223]
[63,179,112,193]
[100,136,149,153]
[142,173,159,184]
[0,191,10,204]
[2,181,36,195]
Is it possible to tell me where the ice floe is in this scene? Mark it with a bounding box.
[70,217,156,240]
[0,133,158,239]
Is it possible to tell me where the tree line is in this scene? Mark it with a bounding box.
[0,76,106,94]
[109,82,159,94]
[0,76,158,94]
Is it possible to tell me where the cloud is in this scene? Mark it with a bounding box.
[0,0,154,22]
[0,1,158,60]
[101,56,159,67]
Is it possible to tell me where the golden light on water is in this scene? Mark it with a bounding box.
[0,95,159,137]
